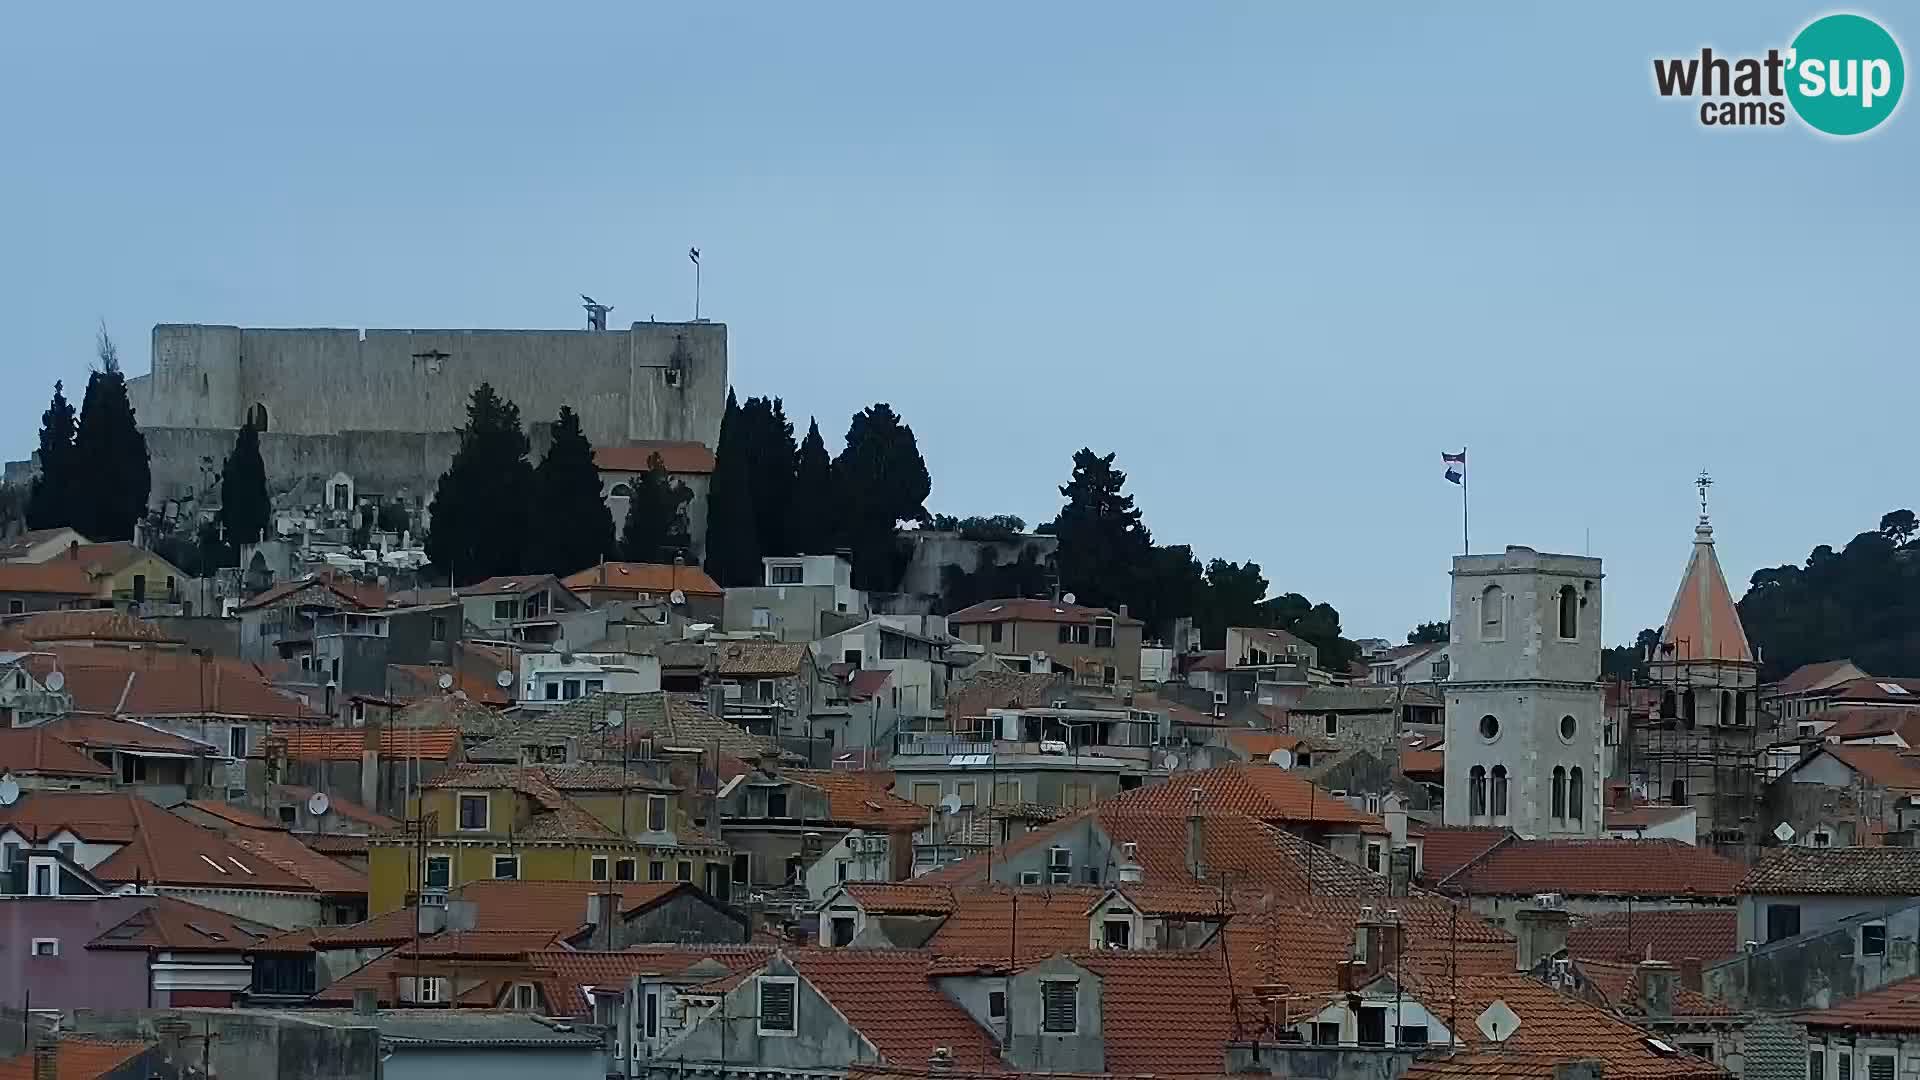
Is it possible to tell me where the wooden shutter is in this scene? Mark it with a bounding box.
[759,980,796,1032]
[1041,981,1077,1033]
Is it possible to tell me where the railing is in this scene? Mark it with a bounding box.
[893,735,1153,761]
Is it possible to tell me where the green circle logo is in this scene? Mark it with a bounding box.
[1787,14,1905,135]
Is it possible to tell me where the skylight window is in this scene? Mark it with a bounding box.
[228,857,254,875]
[186,923,227,942]
[198,855,229,874]
[1878,682,1910,695]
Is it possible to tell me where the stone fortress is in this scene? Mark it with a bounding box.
[123,319,728,516]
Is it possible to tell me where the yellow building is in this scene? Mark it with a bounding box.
[367,763,732,914]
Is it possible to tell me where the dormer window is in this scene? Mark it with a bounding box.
[1103,919,1132,949]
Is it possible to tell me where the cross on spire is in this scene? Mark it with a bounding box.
[1696,470,1713,520]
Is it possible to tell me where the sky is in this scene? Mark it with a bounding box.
[2,3,1914,645]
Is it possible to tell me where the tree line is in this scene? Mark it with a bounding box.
[25,331,151,542]
[1737,509,1920,682]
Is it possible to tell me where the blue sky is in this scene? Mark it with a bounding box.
[3,3,1913,644]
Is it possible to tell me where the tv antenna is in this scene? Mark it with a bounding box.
[582,295,613,331]
[688,248,702,320]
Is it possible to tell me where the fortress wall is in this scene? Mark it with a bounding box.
[142,427,465,506]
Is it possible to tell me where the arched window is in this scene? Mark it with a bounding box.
[1569,767,1584,823]
[1719,691,1732,725]
[1551,767,1567,820]
[246,402,269,431]
[1557,585,1579,639]
[609,483,633,498]
[1480,585,1505,641]
[1490,766,1509,818]
[1671,778,1687,805]
[1682,690,1697,729]
[1735,693,1748,726]
[1660,690,1677,721]
[1469,766,1487,818]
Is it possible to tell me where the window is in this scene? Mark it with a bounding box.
[836,859,850,882]
[844,649,863,667]
[644,989,660,1039]
[1735,693,1749,725]
[616,858,637,882]
[1469,766,1487,817]
[544,682,560,701]
[431,616,446,642]
[58,842,75,862]
[1479,714,1499,740]
[1103,919,1132,949]
[417,977,447,1004]
[34,865,53,896]
[751,607,772,629]
[424,855,451,890]
[7,600,21,614]
[1678,1043,1714,1063]
[1041,980,1078,1033]
[458,793,489,831]
[1671,778,1688,805]
[278,805,297,826]
[1313,1022,1340,1045]
[1767,903,1802,943]
[1720,690,1733,725]
[1324,714,1339,736]
[1560,714,1577,740]
[1808,1049,1824,1080]
[1093,617,1115,649]
[911,783,940,807]
[988,990,1007,1020]
[1551,767,1567,820]
[563,678,582,700]
[1397,1026,1430,1046]
[591,856,609,881]
[1682,689,1697,728]
[757,678,776,703]
[228,725,248,759]
[956,780,978,807]
[512,983,537,1010]
[1019,870,1042,885]
[1556,585,1579,639]
[677,861,692,882]
[32,939,59,957]
[1366,841,1384,873]
[1480,584,1505,640]
[1491,765,1509,817]
[1868,1053,1895,1080]
[1357,1005,1388,1044]
[994,778,1022,803]
[768,790,789,818]
[1569,767,1584,823]
[771,564,805,585]
[132,574,146,604]
[647,796,669,832]
[1661,690,1678,720]
[493,855,519,880]
[758,977,798,1034]
[494,599,517,620]
[1863,921,1887,956]
[649,861,665,881]
[831,916,856,946]
[989,622,1004,644]
[1058,623,1090,645]
[585,679,603,694]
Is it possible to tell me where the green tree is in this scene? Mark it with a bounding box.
[1741,511,1920,680]
[1134,543,1205,642]
[738,396,797,557]
[1258,591,1360,673]
[426,383,534,584]
[622,453,694,563]
[217,419,270,545]
[1407,621,1450,644]
[69,331,151,541]
[1601,627,1662,682]
[1053,448,1152,611]
[833,403,932,591]
[376,502,411,535]
[526,406,615,575]
[786,417,837,555]
[1882,509,1918,545]
[703,391,761,585]
[1193,559,1270,648]
[26,380,77,530]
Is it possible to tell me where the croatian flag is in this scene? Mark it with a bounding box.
[1442,450,1466,485]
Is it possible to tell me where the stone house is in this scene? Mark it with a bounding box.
[947,598,1144,687]
[715,767,923,907]
[454,574,587,642]
[1433,836,1744,930]
[1800,973,1920,1080]
[0,726,116,791]
[235,571,388,664]
[1283,685,1442,753]
[561,559,724,622]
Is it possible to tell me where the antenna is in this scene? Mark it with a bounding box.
[582,295,614,332]
[307,792,331,817]
[688,248,702,320]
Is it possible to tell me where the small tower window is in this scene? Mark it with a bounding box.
[1660,690,1677,721]
[1469,766,1487,818]
[1719,691,1732,725]
[1682,690,1697,729]
[1569,767,1584,823]
[1551,767,1567,820]
[1490,765,1509,818]
[1556,585,1579,640]
[246,402,269,431]
[1735,693,1748,726]
[1671,778,1688,805]
[1480,585,1505,641]
[1479,714,1500,741]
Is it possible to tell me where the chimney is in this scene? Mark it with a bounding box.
[1383,794,1408,849]
[1513,906,1571,972]
[1117,841,1144,883]
[1678,956,1703,993]
[67,540,78,561]
[32,1039,56,1080]
[354,988,379,1016]
[1386,847,1414,898]
[360,699,383,813]
[1637,960,1675,1020]
[1118,604,1129,619]
[1186,788,1206,879]
[1552,1062,1604,1080]
[1357,916,1405,982]
[927,1047,952,1076]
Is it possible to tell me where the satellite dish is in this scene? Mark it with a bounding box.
[1267,748,1296,769]
[44,670,66,692]
[0,776,19,806]
[437,672,455,691]
[938,793,962,816]
[307,792,331,817]
[605,709,625,728]
[1160,752,1181,771]
[495,670,514,689]
[1062,592,1077,606]
[669,589,686,605]
[1476,1000,1521,1043]
[1773,821,1796,843]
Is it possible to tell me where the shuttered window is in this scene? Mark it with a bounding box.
[1041,980,1077,1033]
[758,978,797,1034]
[1868,1054,1894,1080]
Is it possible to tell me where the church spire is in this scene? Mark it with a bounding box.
[1660,470,1753,664]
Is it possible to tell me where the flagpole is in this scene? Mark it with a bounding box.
[1461,444,1469,556]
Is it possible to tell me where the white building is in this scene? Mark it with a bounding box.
[518,649,662,706]
[1442,546,1605,839]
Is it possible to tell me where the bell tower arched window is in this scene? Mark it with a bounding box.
[1556,585,1578,640]
[1660,690,1677,721]
[1735,693,1748,726]
[1719,691,1732,726]
[1569,767,1584,823]
[246,402,269,431]
[1480,585,1505,641]
[1469,766,1487,818]
[1671,778,1688,805]
[1682,690,1697,729]
[1551,767,1567,820]
[1490,766,1509,818]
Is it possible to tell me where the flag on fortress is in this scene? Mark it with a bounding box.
[1442,450,1465,485]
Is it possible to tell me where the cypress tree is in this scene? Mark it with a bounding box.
[526,406,615,575]
[68,332,151,542]
[621,453,694,563]
[26,381,77,530]
[738,395,797,557]
[426,383,534,584]
[702,390,761,586]
[786,417,837,555]
[217,419,271,545]
[832,403,931,591]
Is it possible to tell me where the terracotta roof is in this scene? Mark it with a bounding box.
[1604,804,1697,830]
[594,440,717,475]
[264,725,461,762]
[236,571,386,613]
[710,640,809,676]
[848,668,893,700]
[947,598,1143,627]
[11,609,181,645]
[1401,749,1445,776]
[387,662,515,709]
[1186,650,1228,673]
[1739,846,1920,895]
[1414,827,1513,882]
[1814,704,1920,743]
[530,946,773,1017]
[784,949,1005,1072]
[839,883,960,915]
[1241,897,1516,995]
[1657,518,1753,664]
[944,670,1065,723]
[1225,730,1323,758]
[31,715,217,755]
[87,894,276,952]
[0,526,89,559]
[1576,959,1738,1018]
[0,1039,153,1080]
[781,769,928,830]
[0,727,114,777]
[1800,973,1920,1031]
[303,834,370,856]
[61,542,179,576]
[415,763,624,840]
[0,791,314,891]
[1826,677,1920,707]
[1075,950,1244,1074]
[274,785,401,829]
[179,799,282,830]
[924,886,1104,962]
[1401,1050,1719,1080]
[309,938,558,1006]
[455,573,573,599]
[220,826,370,895]
[1099,811,1386,895]
[0,560,99,596]
[1438,839,1744,899]
[561,561,723,597]
[1098,762,1382,827]
[477,690,777,762]
[46,647,323,722]
[1775,658,1867,694]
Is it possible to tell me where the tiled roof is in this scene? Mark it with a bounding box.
[944,671,1064,723]
[264,725,461,762]
[1739,846,1920,895]
[947,598,1143,627]
[594,440,717,475]
[0,526,89,559]
[781,769,928,829]
[1568,909,1739,966]
[235,572,386,613]
[273,785,400,829]
[476,690,777,762]
[711,640,810,676]
[1401,749,1446,776]
[310,940,554,1006]
[1827,677,1920,706]
[1075,950,1245,1074]
[416,763,622,840]
[457,573,568,598]
[561,561,723,597]
[0,791,314,891]
[0,560,99,596]
[1815,744,1920,790]
[839,883,960,915]
[1658,519,1753,664]
[12,609,181,645]
[309,881,708,951]
[179,799,282,830]
[784,949,1005,1071]
[32,715,218,755]
[220,826,370,895]
[1440,839,1744,899]
[1576,959,1737,1018]
[0,1039,153,1080]
[46,647,324,722]
[1225,730,1326,758]
[1799,973,1920,1031]
[529,946,774,1017]
[923,886,1104,962]
[848,668,893,700]
[1813,705,1920,743]
[1250,897,1517,994]
[1604,804,1697,830]
[1098,762,1382,826]
[1775,658,1867,694]
[87,894,276,952]
[1099,811,1386,895]
[0,726,114,777]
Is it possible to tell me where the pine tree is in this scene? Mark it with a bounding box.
[786,417,837,554]
[526,406,615,575]
[737,396,797,557]
[832,403,931,591]
[26,381,77,530]
[68,331,151,542]
[1053,448,1152,611]
[621,453,694,563]
[703,390,761,586]
[217,419,271,545]
[426,383,534,584]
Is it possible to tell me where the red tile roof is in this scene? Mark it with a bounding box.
[1800,973,1920,1031]
[0,1040,153,1080]
[1099,811,1385,895]
[1568,909,1739,966]
[947,598,1143,627]
[1658,520,1753,664]
[220,826,370,895]
[1400,749,1445,776]
[530,946,774,1017]
[1224,730,1326,758]
[0,726,114,778]
[561,561,723,597]
[594,440,718,475]
[87,894,276,952]
[785,949,1005,1072]
[0,791,315,891]
[1099,763,1382,826]
[179,799,283,830]
[311,880,707,949]
[848,668,893,700]
[1416,827,1514,882]
[1814,705,1920,743]
[47,647,324,722]
[263,725,461,762]
[0,560,100,596]
[1439,839,1745,899]
[1828,678,1920,706]
[1739,846,1920,895]
[839,883,960,915]
[924,886,1104,962]
[1075,950,1243,1074]
[782,769,928,830]
[30,715,218,755]
[12,609,182,645]
[1815,744,1920,790]
[274,785,400,829]
[1603,804,1697,830]
[1775,659,1867,694]
[1576,959,1736,1018]
[235,571,386,613]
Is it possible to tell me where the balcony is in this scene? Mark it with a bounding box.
[892,735,1154,765]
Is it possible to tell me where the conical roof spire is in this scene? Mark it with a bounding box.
[1659,471,1753,664]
